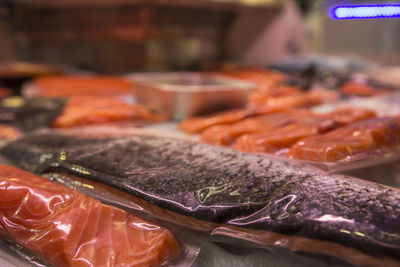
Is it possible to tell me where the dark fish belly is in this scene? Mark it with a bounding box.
[1,133,400,263]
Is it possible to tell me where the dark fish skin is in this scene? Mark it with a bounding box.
[1,133,400,263]
[0,98,66,132]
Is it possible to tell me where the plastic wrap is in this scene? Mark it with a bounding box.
[1,131,400,266]
[0,240,47,267]
[45,172,352,267]
[181,106,400,172]
[22,76,134,98]
[288,117,400,162]
[199,108,375,147]
[233,115,338,153]
[50,96,164,128]
[0,165,181,267]
[179,106,285,134]
[201,109,313,146]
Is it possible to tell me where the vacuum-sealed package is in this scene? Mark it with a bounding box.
[0,95,164,141]
[180,105,400,173]
[1,131,400,266]
[287,117,400,168]
[42,172,352,267]
[0,165,182,267]
[22,75,134,98]
[50,96,164,129]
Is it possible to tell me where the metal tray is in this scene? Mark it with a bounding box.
[126,72,256,120]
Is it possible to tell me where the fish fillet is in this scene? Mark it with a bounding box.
[179,91,322,135]
[52,96,162,128]
[201,110,311,146]
[1,133,400,266]
[179,107,283,134]
[29,76,134,97]
[340,81,388,97]
[213,68,286,93]
[248,85,303,104]
[249,91,322,108]
[321,108,376,126]
[0,165,180,267]
[234,115,338,153]
[0,125,20,140]
[289,117,400,162]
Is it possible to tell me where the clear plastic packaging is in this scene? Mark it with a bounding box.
[181,105,400,173]
[0,239,46,267]
[0,95,163,137]
[287,117,400,168]
[45,172,353,267]
[1,131,400,266]
[0,165,183,267]
[22,76,134,98]
[50,95,164,129]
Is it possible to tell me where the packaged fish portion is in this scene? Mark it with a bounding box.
[198,108,375,148]
[1,132,400,266]
[213,68,326,109]
[321,108,376,126]
[0,165,180,267]
[289,117,400,163]
[0,126,21,140]
[23,76,134,98]
[234,115,338,153]
[51,96,163,128]
[212,68,286,93]
[249,91,323,109]
[201,110,312,146]
[340,80,390,97]
[179,107,282,134]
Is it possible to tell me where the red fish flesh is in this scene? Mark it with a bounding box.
[0,165,180,267]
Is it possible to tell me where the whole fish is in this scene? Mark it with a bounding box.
[1,132,400,266]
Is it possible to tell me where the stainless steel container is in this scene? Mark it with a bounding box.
[126,72,256,120]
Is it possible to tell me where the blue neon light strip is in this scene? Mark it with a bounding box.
[331,5,400,19]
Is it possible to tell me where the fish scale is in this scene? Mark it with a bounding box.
[1,133,400,264]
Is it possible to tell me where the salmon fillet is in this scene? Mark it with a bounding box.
[214,68,286,93]
[212,69,319,111]
[289,117,400,162]
[179,106,283,134]
[340,81,388,97]
[234,116,338,153]
[29,76,134,97]
[0,165,180,267]
[248,85,303,104]
[0,125,20,140]
[201,110,312,146]
[52,96,162,128]
[322,108,376,126]
[346,117,400,146]
[249,92,323,109]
